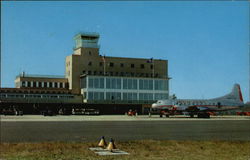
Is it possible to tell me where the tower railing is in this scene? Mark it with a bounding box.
[16,74,65,79]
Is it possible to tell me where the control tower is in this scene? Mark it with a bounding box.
[74,32,100,49]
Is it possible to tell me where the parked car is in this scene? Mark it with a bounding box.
[15,110,23,116]
[3,109,23,116]
[72,108,100,115]
[83,109,100,115]
[3,109,15,115]
[41,110,54,116]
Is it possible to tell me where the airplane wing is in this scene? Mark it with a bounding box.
[185,106,210,112]
[196,107,209,111]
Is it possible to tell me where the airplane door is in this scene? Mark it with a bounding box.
[217,102,221,108]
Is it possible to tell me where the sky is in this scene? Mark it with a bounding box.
[1,1,249,102]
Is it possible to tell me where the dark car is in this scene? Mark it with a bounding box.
[3,109,15,116]
[83,109,100,115]
[3,109,23,116]
[72,108,100,115]
[41,110,54,116]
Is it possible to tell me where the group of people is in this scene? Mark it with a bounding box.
[126,109,138,116]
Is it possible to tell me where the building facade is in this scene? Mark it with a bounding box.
[15,73,69,89]
[1,32,169,114]
[81,75,168,104]
[66,33,169,102]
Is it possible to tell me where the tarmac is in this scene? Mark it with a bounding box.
[1,115,250,121]
[1,115,250,142]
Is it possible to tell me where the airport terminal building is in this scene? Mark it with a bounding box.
[1,33,170,114]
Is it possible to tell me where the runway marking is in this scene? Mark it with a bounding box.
[89,147,129,156]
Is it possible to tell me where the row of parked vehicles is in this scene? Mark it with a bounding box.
[71,108,100,115]
[1,108,100,116]
[42,108,100,116]
[2,109,23,116]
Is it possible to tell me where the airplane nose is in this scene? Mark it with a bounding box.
[152,103,157,108]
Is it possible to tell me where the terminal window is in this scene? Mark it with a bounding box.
[123,78,137,89]
[139,79,153,90]
[88,77,104,89]
[106,92,121,100]
[106,78,121,89]
[109,62,114,67]
[139,93,153,100]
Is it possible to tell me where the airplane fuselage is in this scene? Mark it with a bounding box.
[152,98,243,111]
[151,84,244,116]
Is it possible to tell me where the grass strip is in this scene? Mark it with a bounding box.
[1,140,250,160]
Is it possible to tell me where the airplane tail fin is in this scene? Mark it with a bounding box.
[225,84,244,102]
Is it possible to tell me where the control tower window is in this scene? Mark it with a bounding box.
[22,81,26,87]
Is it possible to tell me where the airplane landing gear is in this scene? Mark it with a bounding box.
[160,110,170,118]
[198,112,210,118]
[189,113,194,118]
